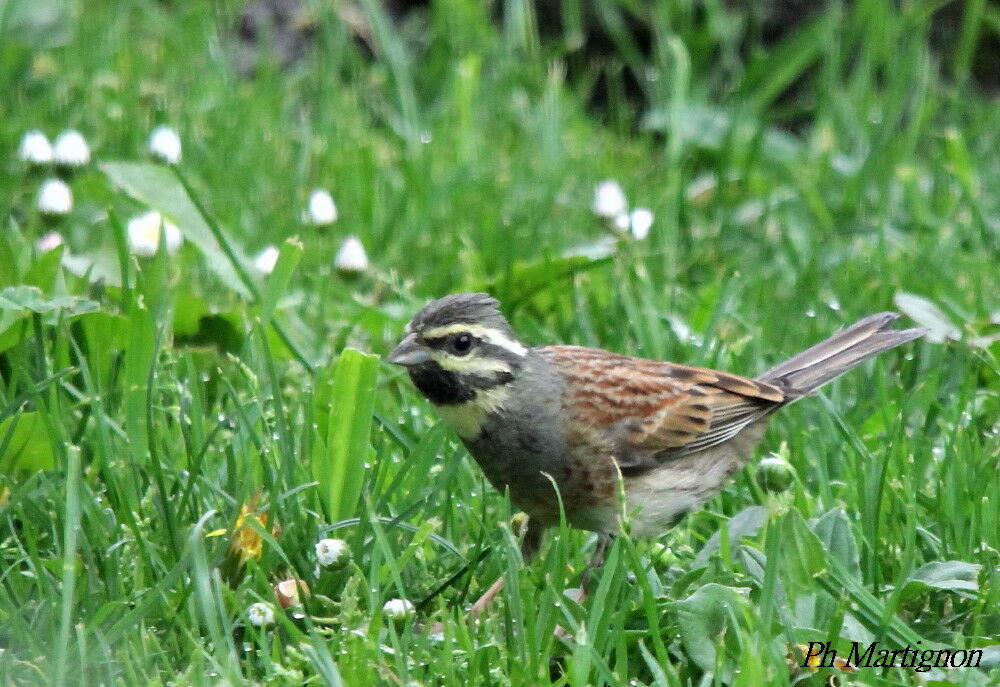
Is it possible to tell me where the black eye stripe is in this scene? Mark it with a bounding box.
[407,362,514,405]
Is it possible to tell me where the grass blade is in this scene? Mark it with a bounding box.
[312,348,379,522]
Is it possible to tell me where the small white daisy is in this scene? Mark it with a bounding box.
[37,178,73,215]
[614,207,653,240]
[304,189,337,226]
[592,180,628,218]
[382,598,415,623]
[252,245,280,274]
[629,208,654,240]
[126,211,183,257]
[334,235,368,274]
[315,538,350,568]
[148,125,182,164]
[36,231,65,252]
[52,129,91,167]
[247,602,275,627]
[18,130,53,165]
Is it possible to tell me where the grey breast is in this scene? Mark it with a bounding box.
[463,351,568,506]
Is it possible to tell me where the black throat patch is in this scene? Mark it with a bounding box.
[407,362,514,405]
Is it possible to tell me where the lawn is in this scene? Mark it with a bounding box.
[1,1,998,685]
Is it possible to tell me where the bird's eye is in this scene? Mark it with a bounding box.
[451,333,474,355]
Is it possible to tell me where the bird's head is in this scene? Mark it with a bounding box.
[388,293,528,410]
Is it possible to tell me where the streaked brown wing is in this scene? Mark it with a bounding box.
[537,345,786,470]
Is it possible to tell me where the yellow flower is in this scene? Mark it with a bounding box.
[218,493,282,586]
[229,500,268,566]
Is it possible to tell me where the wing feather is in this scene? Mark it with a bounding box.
[537,345,785,472]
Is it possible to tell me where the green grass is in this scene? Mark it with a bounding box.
[1,0,999,684]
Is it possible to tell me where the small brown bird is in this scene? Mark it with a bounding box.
[389,293,923,608]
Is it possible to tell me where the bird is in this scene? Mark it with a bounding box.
[388,292,924,614]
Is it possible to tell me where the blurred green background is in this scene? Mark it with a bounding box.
[1,1,998,685]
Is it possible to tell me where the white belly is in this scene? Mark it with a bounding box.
[621,442,752,538]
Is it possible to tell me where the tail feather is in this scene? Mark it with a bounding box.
[757,313,925,397]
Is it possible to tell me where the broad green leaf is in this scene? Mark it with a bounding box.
[61,248,123,287]
[776,510,828,595]
[23,245,64,293]
[899,560,981,600]
[0,312,26,352]
[663,583,748,673]
[694,505,767,567]
[0,230,24,289]
[893,292,961,343]
[100,162,251,296]
[0,412,54,472]
[0,285,98,315]
[312,348,379,522]
[0,286,99,353]
[811,508,861,580]
[978,645,1000,669]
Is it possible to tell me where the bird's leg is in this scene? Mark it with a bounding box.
[467,516,542,620]
[562,532,612,606]
[588,532,612,569]
[519,515,543,561]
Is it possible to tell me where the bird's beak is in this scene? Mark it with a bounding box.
[387,333,431,366]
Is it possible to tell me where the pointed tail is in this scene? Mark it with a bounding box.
[756,313,925,398]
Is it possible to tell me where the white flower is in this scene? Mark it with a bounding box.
[148,125,182,164]
[592,180,627,218]
[18,130,53,165]
[334,235,368,274]
[126,211,183,257]
[253,245,280,274]
[305,189,337,226]
[382,598,415,622]
[247,602,275,627]
[629,208,654,240]
[614,207,653,240]
[52,129,91,167]
[37,178,73,215]
[315,538,350,568]
[36,231,65,252]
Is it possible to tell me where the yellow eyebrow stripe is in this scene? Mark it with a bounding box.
[421,323,528,357]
